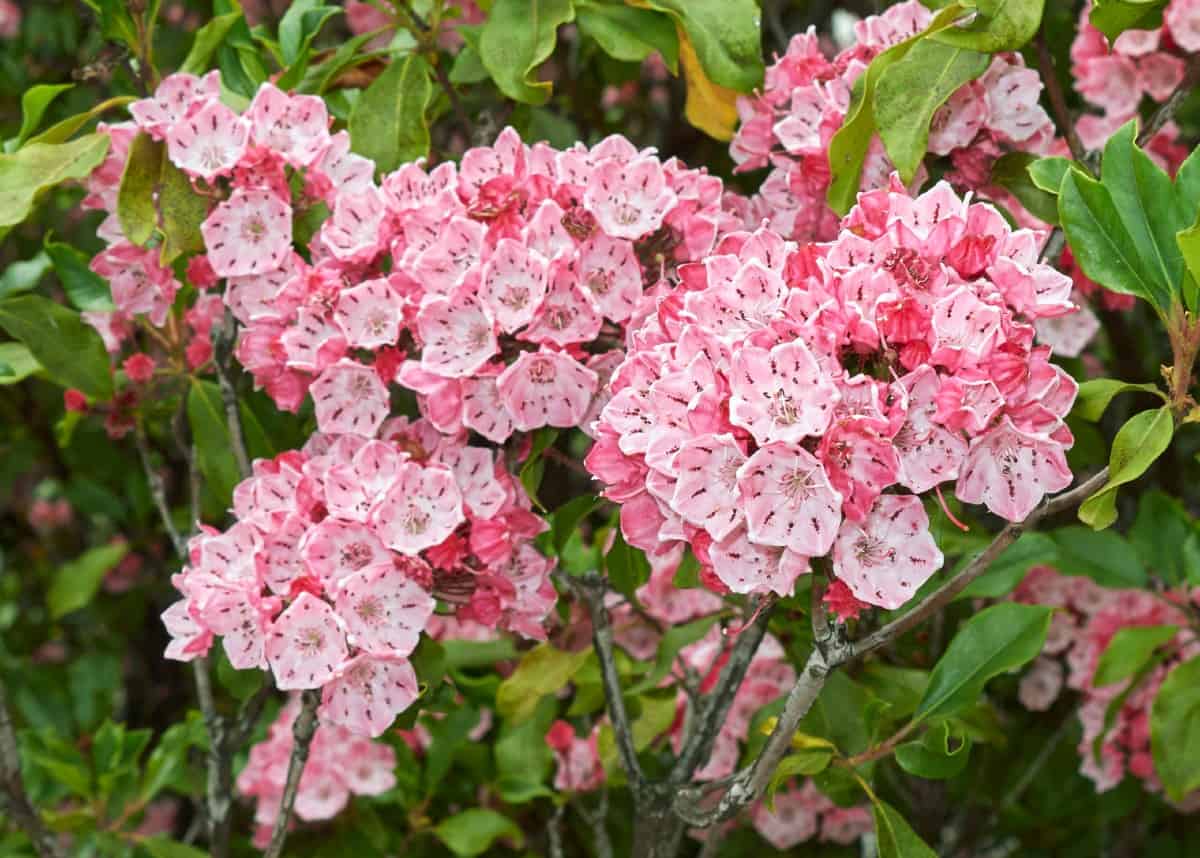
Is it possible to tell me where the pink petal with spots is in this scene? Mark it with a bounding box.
[832,494,942,610]
[319,655,419,737]
[478,238,549,332]
[266,593,348,690]
[577,233,643,322]
[522,263,603,347]
[497,350,599,431]
[371,461,465,555]
[310,359,390,437]
[461,375,516,443]
[201,188,292,277]
[669,433,746,541]
[709,529,810,597]
[300,518,392,591]
[437,445,506,518]
[166,99,249,179]
[728,340,838,445]
[334,277,404,349]
[739,442,843,556]
[956,417,1072,522]
[417,290,498,378]
[335,566,433,657]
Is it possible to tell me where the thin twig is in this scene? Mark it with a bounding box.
[560,572,646,795]
[573,788,613,858]
[670,600,774,781]
[1139,59,1199,147]
[262,690,320,858]
[213,310,251,480]
[171,401,201,530]
[1035,33,1086,163]
[228,682,274,750]
[674,468,1110,828]
[547,803,566,858]
[134,425,185,556]
[0,678,65,858]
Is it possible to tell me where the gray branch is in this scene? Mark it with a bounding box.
[262,689,320,858]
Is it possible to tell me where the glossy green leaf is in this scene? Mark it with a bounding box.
[828,4,968,214]
[550,494,600,554]
[435,809,524,857]
[0,342,40,384]
[479,0,575,105]
[1089,0,1168,41]
[279,0,340,65]
[895,721,972,780]
[16,84,74,147]
[349,52,434,175]
[605,530,651,599]
[495,644,592,723]
[186,379,274,510]
[1130,490,1200,586]
[636,0,763,92]
[158,153,209,263]
[1073,378,1164,421]
[0,134,110,228]
[0,252,51,299]
[47,542,129,619]
[932,0,1045,52]
[914,603,1052,723]
[517,427,559,509]
[117,132,163,247]
[875,39,989,183]
[1028,154,1074,193]
[990,151,1060,225]
[494,697,555,803]
[1151,654,1200,801]
[765,747,835,807]
[872,798,938,858]
[1051,526,1147,588]
[181,9,243,74]
[26,96,137,147]
[44,239,113,311]
[298,30,384,93]
[0,295,113,398]
[82,0,139,49]
[576,1,679,71]
[1079,406,1174,530]
[1094,625,1180,687]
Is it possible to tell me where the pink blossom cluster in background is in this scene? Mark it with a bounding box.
[237,697,398,847]
[729,0,1056,243]
[751,780,872,850]
[1012,567,1200,799]
[1071,0,1195,168]
[162,420,555,737]
[589,179,1077,610]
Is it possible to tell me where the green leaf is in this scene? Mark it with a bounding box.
[872,798,938,858]
[279,0,341,65]
[181,9,243,74]
[158,153,209,263]
[517,427,559,509]
[47,542,129,619]
[1079,406,1174,530]
[1094,625,1179,687]
[914,603,1052,724]
[187,379,243,510]
[605,530,651,599]
[0,295,113,398]
[1050,526,1147,588]
[597,691,677,777]
[44,239,113,311]
[117,132,164,247]
[828,4,968,214]
[989,152,1061,225]
[550,494,600,554]
[636,0,763,92]
[82,0,139,49]
[626,615,718,695]
[956,532,1058,600]
[16,84,75,147]
[1089,0,1168,41]
[874,39,989,183]
[1028,155,1075,193]
[575,1,679,71]
[495,644,593,723]
[858,664,929,722]
[26,96,137,147]
[0,252,51,298]
[493,697,555,803]
[0,134,111,228]
[348,52,434,175]
[216,650,265,701]
[1130,490,1200,586]
[442,638,520,670]
[932,0,1045,52]
[298,30,384,93]
[141,837,210,858]
[1151,655,1200,801]
[765,748,835,807]
[479,0,575,105]
[895,721,972,780]
[434,809,524,857]
[1073,378,1163,421]
[0,342,41,385]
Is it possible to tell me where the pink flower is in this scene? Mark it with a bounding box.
[740,443,843,556]
[201,187,293,277]
[956,418,1073,521]
[729,341,838,445]
[310,359,390,437]
[334,566,433,657]
[246,82,330,168]
[319,655,419,737]
[417,290,498,378]
[166,99,249,179]
[333,278,404,350]
[371,461,465,555]
[832,494,942,610]
[497,350,599,431]
[129,71,220,139]
[266,593,349,690]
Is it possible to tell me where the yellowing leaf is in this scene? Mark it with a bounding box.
[678,32,738,141]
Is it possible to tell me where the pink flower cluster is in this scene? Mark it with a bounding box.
[545,720,605,793]
[1012,567,1200,797]
[729,0,1055,242]
[237,697,397,847]
[751,781,872,850]
[588,180,1077,610]
[1071,1,1196,164]
[162,420,555,737]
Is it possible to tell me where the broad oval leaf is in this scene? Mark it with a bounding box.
[0,134,110,228]
[47,542,129,620]
[1150,654,1200,802]
[495,644,593,723]
[0,295,113,398]
[1073,378,1164,422]
[872,798,938,858]
[434,809,525,858]
[914,603,1052,724]
[895,721,972,780]
[349,53,434,175]
[479,0,575,105]
[1079,406,1174,530]
[1094,624,1180,687]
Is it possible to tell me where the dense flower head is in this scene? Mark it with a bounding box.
[729,1,1056,243]
[162,420,556,735]
[236,696,398,846]
[1071,1,1194,168]
[1012,567,1200,797]
[588,180,1077,610]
